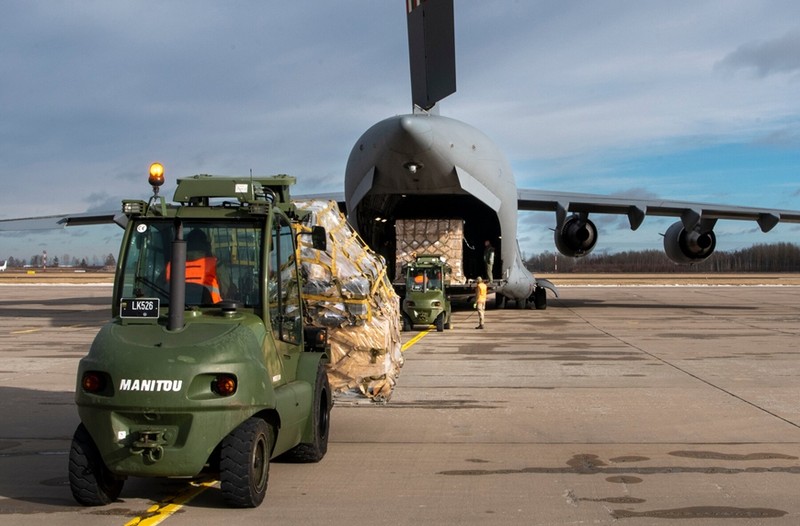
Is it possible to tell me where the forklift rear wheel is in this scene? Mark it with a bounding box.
[69,423,125,506]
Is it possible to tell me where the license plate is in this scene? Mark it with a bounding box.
[120,298,160,318]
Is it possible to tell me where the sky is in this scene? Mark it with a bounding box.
[2,1,800,265]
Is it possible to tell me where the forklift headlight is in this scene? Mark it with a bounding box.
[122,200,146,216]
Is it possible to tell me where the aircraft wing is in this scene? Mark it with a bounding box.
[518,188,800,233]
[295,192,345,204]
[0,211,124,231]
[0,193,347,233]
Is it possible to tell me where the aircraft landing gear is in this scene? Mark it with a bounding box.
[533,286,547,310]
[495,294,506,309]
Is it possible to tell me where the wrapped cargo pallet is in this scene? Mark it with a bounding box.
[294,200,403,401]
[395,218,465,284]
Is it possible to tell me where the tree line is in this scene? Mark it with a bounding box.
[524,242,800,273]
[6,243,800,273]
[2,253,117,269]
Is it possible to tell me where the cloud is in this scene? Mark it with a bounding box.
[716,29,800,77]
[754,124,800,148]
[2,2,800,260]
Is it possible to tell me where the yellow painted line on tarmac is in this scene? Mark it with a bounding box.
[402,329,430,352]
[10,325,93,334]
[123,479,218,526]
[11,328,40,334]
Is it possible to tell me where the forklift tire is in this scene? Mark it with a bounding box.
[220,417,273,508]
[402,314,412,332]
[69,423,124,506]
[444,316,452,330]
[435,313,444,332]
[285,364,331,463]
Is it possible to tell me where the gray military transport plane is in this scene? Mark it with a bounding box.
[3,0,800,310]
[331,0,800,308]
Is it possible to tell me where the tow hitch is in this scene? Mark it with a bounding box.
[132,429,168,463]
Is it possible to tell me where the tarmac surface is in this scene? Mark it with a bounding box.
[1,282,799,525]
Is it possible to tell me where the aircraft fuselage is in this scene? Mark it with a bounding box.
[344,111,537,302]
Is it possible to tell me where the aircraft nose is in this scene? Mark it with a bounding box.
[389,115,434,155]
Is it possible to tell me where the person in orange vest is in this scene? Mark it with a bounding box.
[167,229,224,303]
[475,276,487,329]
[412,270,429,291]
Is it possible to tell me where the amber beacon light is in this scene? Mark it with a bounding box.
[148,162,165,188]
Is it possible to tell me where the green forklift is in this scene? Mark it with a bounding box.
[400,255,452,332]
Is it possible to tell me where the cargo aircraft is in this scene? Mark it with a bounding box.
[333,0,800,308]
[3,0,800,309]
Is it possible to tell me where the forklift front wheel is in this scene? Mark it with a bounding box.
[220,417,273,508]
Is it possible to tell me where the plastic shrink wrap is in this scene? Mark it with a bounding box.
[294,200,403,401]
[395,219,465,284]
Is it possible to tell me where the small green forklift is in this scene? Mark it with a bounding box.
[400,255,452,332]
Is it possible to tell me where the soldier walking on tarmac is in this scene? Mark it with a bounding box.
[475,276,487,329]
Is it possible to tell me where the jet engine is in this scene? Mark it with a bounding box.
[554,215,598,257]
[663,221,716,264]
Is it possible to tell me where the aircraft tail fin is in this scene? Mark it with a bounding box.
[407,0,456,110]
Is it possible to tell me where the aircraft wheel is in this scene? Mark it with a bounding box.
[533,287,547,310]
[496,294,506,309]
[220,417,273,508]
[69,423,125,506]
[284,363,331,463]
